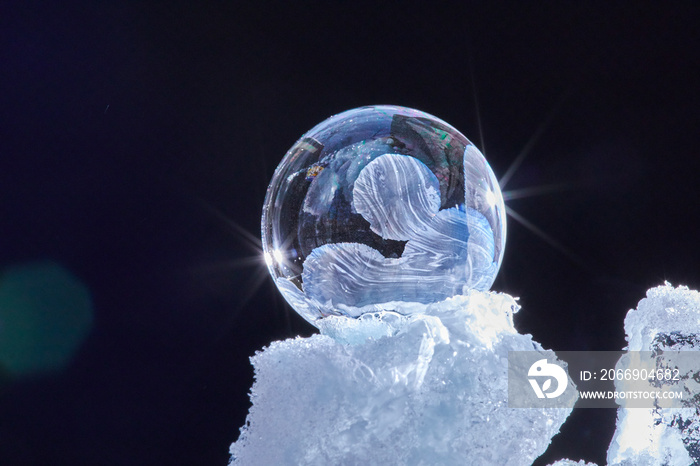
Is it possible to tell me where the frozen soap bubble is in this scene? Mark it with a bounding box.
[262,105,506,325]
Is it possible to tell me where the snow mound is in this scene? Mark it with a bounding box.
[230,291,572,465]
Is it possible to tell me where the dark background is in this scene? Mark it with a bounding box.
[1,2,699,465]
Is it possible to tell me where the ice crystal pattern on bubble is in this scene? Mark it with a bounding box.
[262,105,506,324]
[303,153,496,315]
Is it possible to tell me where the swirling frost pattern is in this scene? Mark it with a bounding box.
[352,153,441,241]
[302,153,496,317]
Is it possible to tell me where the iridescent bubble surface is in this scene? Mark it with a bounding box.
[262,105,506,325]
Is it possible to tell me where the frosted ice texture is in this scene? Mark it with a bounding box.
[547,461,597,466]
[302,154,496,316]
[230,291,572,465]
[352,153,441,241]
[262,105,506,325]
[608,284,700,466]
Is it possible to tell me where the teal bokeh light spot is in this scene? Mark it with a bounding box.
[0,261,93,378]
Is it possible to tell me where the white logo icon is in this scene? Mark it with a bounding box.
[528,359,568,399]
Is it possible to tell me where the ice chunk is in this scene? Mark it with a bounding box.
[607,284,700,466]
[547,460,598,466]
[315,311,411,346]
[230,291,573,465]
[623,283,700,353]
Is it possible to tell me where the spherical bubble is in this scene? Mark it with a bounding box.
[262,105,506,325]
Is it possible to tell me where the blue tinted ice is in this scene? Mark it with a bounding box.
[262,105,506,325]
[230,291,574,465]
[608,284,700,465]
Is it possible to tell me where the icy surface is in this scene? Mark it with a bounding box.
[547,461,597,466]
[230,291,572,465]
[608,284,700,466]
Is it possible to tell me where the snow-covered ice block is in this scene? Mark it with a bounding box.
[608,283,700,466]
[230,291,572,465]
[624,283,700,353]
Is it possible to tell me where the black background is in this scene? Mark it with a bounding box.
[1,2,699,465]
